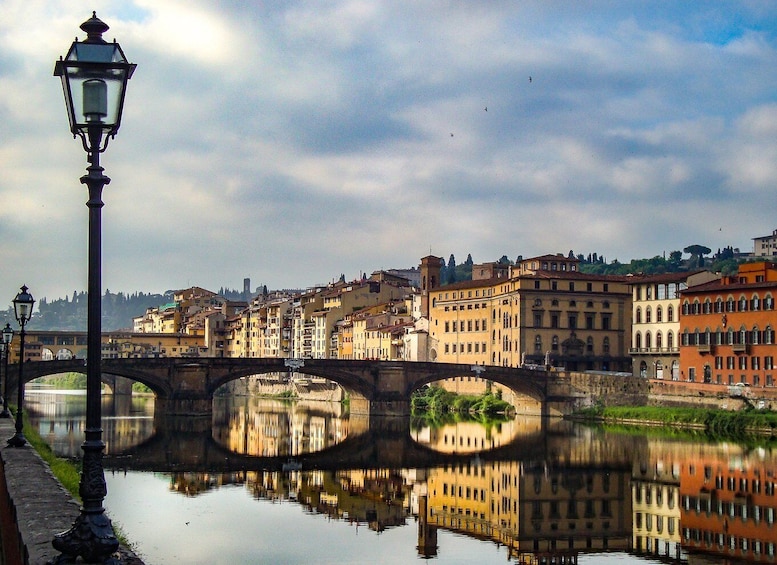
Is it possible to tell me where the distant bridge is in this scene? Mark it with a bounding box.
[13,357,586,417]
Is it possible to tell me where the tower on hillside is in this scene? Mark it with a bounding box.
[419,255,442,319]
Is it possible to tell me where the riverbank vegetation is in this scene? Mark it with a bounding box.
[411,385,512,417]
[575,405,777,438]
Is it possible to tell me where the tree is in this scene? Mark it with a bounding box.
[446,254,457,284]
[684,244,711,268]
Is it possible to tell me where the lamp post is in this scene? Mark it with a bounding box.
[7,285,34,447]
[1,323,13,418]
[52,12,135,563]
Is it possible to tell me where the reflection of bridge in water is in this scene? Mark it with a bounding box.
[103,414,554,473]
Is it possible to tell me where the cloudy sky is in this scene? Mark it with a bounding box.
[1,1,776,306]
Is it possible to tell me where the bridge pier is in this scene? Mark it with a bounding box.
[350,396,410,417]
[155,395,212,417]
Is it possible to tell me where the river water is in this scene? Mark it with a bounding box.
[24,390,777,565]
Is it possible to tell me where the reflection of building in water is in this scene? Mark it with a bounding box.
[631,447,684,561]
[679,450,777,562]
[246,469,411,533]
[214,400,348,457]
[169,471,247,497]
[426,460,632,563]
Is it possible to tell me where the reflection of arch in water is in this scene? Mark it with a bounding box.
[410,418,540,455]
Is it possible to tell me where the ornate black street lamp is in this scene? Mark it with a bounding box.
[0,322,13,418]
[7,285,34,447]
[52,12,135,564]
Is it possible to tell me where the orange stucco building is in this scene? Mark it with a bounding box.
[679,261,777,387]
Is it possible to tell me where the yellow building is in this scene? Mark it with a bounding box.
[429,254,633,373]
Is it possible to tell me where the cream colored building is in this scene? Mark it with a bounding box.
[628,271,719,379]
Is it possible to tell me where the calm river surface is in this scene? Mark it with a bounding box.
[25,390,777,565]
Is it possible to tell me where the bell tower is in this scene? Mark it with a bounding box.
[419,255,442,319]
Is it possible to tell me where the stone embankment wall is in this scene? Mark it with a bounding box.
[564,371,650,410]
[232,376,345,402]
[0,418,144,564]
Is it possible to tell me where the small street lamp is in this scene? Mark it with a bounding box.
[52,12,135,563]
[1,322,13,418]
[7,285,34,447]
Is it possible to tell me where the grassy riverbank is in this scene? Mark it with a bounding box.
[15,409,133,548]
[574,405,777,437]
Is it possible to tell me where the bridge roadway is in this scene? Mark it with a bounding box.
[17,357,578,417]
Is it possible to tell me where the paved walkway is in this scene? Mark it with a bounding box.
[0,416,144,564]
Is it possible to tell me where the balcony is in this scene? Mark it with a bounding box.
[629,347,680,355]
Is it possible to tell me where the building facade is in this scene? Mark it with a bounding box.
[679,262,777,387]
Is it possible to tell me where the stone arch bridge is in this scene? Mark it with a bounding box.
[15,357,591,417]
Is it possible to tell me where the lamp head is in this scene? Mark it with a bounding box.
[1,323,12,346]
[54,12,135,151]
[12,285,34,327]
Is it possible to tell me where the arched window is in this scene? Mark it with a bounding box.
[636,307,642,324]
[656,306,663,323]
[667,305,674,322]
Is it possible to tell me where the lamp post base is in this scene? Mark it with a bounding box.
[51,511,120,564]
[6,432,26,447]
